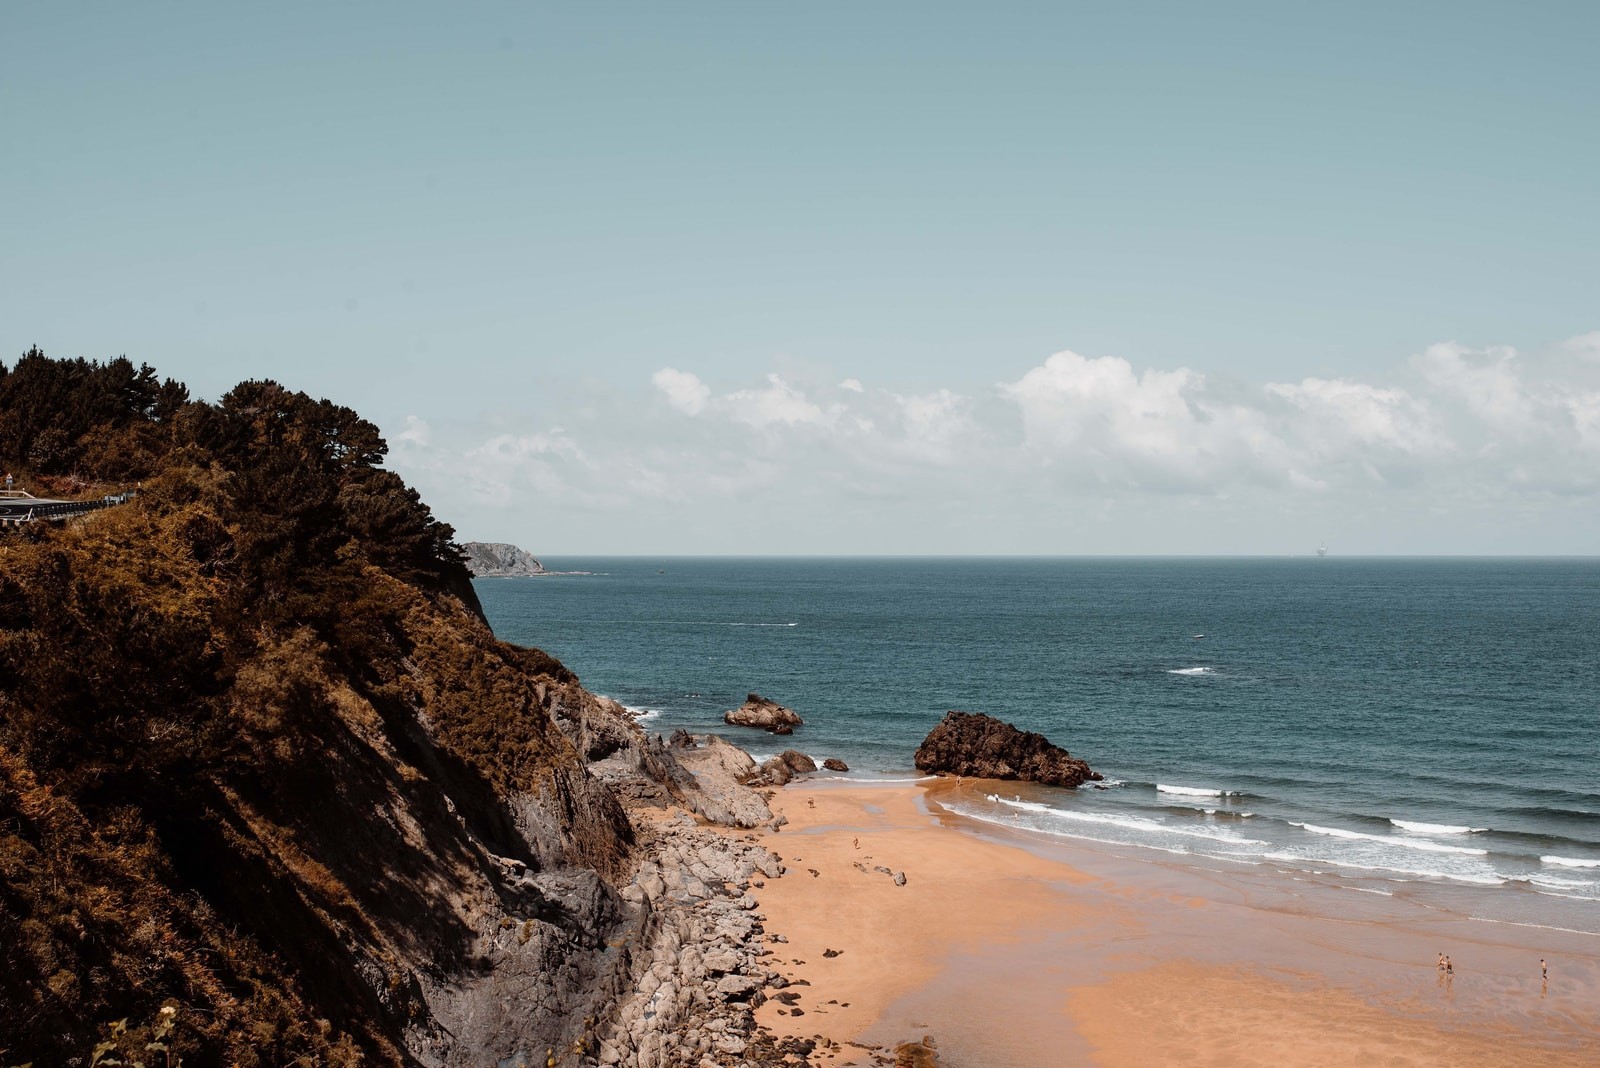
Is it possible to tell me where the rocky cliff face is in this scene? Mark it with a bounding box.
[914,711,1101,788]
[462,540,545,577]
[0,356,795,1067]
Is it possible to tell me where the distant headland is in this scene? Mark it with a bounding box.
[460,540,545,577]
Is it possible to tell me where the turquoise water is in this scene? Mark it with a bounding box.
[476,557,1600,927]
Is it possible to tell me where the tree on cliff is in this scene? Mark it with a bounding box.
[0,350,625,1065]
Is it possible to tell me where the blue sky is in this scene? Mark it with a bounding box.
[4,3,1597,553]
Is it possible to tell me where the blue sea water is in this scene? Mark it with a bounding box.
[476,557,1600,928]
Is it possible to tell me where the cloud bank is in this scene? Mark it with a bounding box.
[389,333,1600,554]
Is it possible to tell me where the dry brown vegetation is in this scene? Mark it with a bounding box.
[0,351,630,1065]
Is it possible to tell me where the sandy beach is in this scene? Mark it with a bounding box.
[747,778,1600,1067]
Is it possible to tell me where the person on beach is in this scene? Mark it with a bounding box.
[1541,958,1547,980]
[1445,956,1453,976]
[1436,953,1445,973]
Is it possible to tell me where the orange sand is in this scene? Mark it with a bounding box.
[747,779,1600,1067]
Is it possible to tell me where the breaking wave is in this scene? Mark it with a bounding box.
[1158,784,1238,798]
[1391,819,1486,835]
[1291,822,1487,855]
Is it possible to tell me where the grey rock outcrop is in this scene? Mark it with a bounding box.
[750,750,817,787]
[461,541,545,577]
[724,693,804,734]
[669,733,777,828]
[914,710,1101,788]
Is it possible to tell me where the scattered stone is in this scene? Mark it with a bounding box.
[822,948,843,959]
[914,710,1101,788]
[715,974,760,1000]
[893,871,907,886]
[894,1037,941,1067]
[822,757,850,771]
[724,693,805,733]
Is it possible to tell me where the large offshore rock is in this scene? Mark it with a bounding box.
[914,711,1101,788]
[723,692,804,734]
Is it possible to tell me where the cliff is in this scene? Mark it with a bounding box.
[462,541,545,577]
[0,353,787,1066]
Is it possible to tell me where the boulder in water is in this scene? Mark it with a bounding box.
[724,693,804,733]
[913,711,1100,788]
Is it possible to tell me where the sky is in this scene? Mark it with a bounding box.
[4,2,1597,554]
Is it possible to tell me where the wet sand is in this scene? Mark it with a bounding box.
[749,778,1600,1067]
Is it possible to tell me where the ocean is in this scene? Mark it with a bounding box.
[476,557,1600,934]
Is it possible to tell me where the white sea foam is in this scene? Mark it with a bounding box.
[1290,822,1487,855]
[1542,855,1600,868]
[987,796,1266,846]
[1263,852,1505,886]
[612,620,798,627]
[1467,917,1600,939]
[1390,819,1485,835]
[985,793,1052,812]
[1526,873,1593,890]
[1166,667,1216,676]
[954,805,1198,858]
[1158,784,1238,798]
[621,704,663,721]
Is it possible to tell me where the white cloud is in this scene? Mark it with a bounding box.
[724,373,828,428]
[394,414,431,446]
[386,332,1600,552]
[463,431,586,506]
[1558,331,1600,363]
[999,349,1292,491]
[1265,378,1444,455]
[652,367,711,415]
[1413,342,1537,433]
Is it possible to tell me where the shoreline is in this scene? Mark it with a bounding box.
[747,777,1600,1066]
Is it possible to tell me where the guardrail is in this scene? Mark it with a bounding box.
[0,492,136,527]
